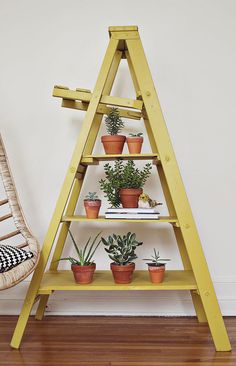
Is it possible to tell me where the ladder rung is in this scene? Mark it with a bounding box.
[62,100,142,120]
[0,229,21,241]
[0,213,12,222]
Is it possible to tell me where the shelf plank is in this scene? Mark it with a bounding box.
[62,215,178,224]
[38,270,197,293]
[81,153,160,164]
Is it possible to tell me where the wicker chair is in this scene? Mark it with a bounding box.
[0,135,40,290]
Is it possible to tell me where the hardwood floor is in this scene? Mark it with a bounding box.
[0,316,235,366]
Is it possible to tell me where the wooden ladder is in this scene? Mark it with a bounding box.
[11,25,231,351]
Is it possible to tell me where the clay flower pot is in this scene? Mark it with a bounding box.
[111,262,135,284]
[148,264,166,283]
[71,263,96,284]
[126,136,143,154]
[101,135,126,154]
[119,188,143,208]
[84,199,101,219]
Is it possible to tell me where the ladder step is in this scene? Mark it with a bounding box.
[81,153,160,165]
[62,215,178,224]
[38,270,197,293]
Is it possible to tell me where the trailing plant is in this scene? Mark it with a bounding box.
[128,132,143,137]
[143,249,170,267]
[58,230,101,266]
[101,232,143,265]
[105,108,124,135]
[84,192,99,201]
[99,160,152,207]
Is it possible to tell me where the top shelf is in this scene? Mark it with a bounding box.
[81,153,160,165]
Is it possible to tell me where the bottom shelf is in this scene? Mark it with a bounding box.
[38,270,197,293]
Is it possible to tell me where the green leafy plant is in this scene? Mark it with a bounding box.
[129,132,143,137]
[101,232,143,265]
[58,230,101,266]
[99,160,152,207]
[105,108,124,135]
[85,192,99,201]
[143,249,170,267]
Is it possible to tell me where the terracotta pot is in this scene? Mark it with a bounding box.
[71,263,96,284]
[148,264,166,283]
[84,199,101,219]
[111,262,135,284]
[119,188,143,208]
[101,135,126,154]
[126,136,143,154]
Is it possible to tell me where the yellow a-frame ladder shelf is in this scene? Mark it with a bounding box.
[11,25,231,351]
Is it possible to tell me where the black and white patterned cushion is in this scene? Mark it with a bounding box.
[0,245,34,273]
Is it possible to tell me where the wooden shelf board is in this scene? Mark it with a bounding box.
[81,153,160,164]
[62,215,178,224]
[38,270,197,292]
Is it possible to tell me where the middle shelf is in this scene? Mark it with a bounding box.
[62,215,178,224]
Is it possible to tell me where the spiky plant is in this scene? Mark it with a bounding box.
[105,108,124,135]
[58,230,101,266]
[129,132,143,137]
[101,232,143,265]
[85,192,99,201]
[143,249,170,267]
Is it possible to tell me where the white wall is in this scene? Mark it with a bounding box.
[1,0,236,316]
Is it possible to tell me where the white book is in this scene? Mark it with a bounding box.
[106,207,160,214]
[105,213,159,219]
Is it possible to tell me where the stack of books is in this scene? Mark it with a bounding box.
[105,207,160,220]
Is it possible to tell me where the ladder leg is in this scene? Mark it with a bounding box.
[35,49,122,321]
[35,295,50,320]
[127,37,231,351]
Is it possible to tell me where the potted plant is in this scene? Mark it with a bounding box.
[101,232,143,284]
[84,192,101,219]
[126,133,143,154]
[101,107,126,154]
[58,230,101,284]
[143,249,170,283]
[99,160,152,208]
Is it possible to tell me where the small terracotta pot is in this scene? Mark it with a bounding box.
[148,264,166,283]
[84,199,101,219]
[71,264,96,284]
[111,262,135,284]
[101,135,126,154]
[126,136,143,154]
[119,188,143,208]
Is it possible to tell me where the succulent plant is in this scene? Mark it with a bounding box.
[129,132,143,137]
[99,160,152,207]
[143,249,170,267]
[105,108,124,135]
[85,192,99,201]
[101,232,143,265]
[58,230,101,266]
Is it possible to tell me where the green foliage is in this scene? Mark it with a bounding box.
[58,230,101,266]
[101,232,143,265]
[105,108,124,135]
[129,132,143,137]
[143,248,170,267]
[99,160,152,207]
[85,192,99,201]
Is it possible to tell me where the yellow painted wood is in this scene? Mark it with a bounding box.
[81,153,159,164]
[12,25,231,352]
[53,87,143,111]
[62,215,178,224]
[126,36,231,351]
[109,26,138,33]
[35,295,50,320]
[38,270,197,292]
[61,99,142,120]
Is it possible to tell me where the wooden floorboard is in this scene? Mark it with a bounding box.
[0,316,235,366]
